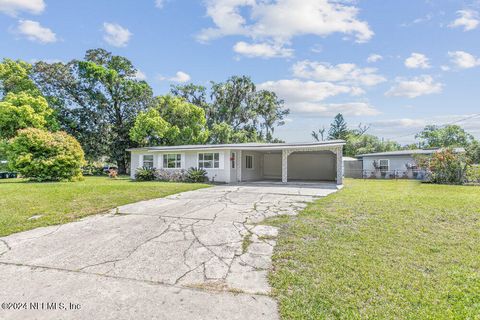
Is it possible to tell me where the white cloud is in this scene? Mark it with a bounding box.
[102,22,132,47]
[170,71,191,82]
[449,10,479,31]
[373,118,426,128]
[292,60,386,87]
[370,114,480,142]
[367,54,382,63]
[385,75,443,98]
[155,0,164,8]
[158,71,191,83]
[258,79,357,102]
[440,65,451,71]
[198,0,373,57]
[290,102,380,117]
[233,41,293,58]
[134,70,147,80]
[0,0,45,16]
[448,50,480,69]
[401,13,433,27]
[404,53,430,69]
[257,79,378,117]
[16,20,57,44]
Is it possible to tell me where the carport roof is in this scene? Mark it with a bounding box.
[127,140,345,152]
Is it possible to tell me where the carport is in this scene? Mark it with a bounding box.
[236,141,344,185]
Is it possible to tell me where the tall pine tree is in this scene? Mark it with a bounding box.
[328,113,348,140]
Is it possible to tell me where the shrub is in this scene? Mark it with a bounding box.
[82,161,106,176]
[186,167,208,183]
[416,149,469,185]
[466,165,480,184]
[135,167,156,181]
[6,128,85,181]
[156,169,188,182]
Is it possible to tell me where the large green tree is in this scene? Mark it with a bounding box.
[415,125,474,148]
[344,134,401,157]
[0,59,40,96]
[314,114,401,156]
[171,76,288,143]
[154,95,209,145]
[33,49,153,173]
[0,92,57,139]
[209,122,262,144]
[130,96,209,147]
[130,108,170,147]
[328,113,349,140]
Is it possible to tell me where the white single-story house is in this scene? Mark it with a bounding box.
[127,141,345,184]
[357,148,465,179]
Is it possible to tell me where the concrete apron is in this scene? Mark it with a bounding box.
[0,183,338,320]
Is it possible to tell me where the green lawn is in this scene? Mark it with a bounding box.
[0,176,209,236]
[265,179,480,319]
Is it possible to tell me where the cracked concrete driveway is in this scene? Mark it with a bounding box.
[0,183,338,320]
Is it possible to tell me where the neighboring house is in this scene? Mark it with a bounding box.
[357,148,465,179]
[127,141,345,184]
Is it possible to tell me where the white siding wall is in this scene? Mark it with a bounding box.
[362,155,417,172]
[184,150,229,183]
[241,151,263,181]
[263,153,281,179]
[130,151,142,179]
[129,149,231,182]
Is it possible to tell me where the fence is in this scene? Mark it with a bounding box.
[345,167,480,185]
[344,169,427,180]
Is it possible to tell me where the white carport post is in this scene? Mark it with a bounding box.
[236,150,242,182]
[336,146,343,185]
[282,149,289,183]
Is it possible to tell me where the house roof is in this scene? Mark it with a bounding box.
[127,140,345,152]
[357,148,465,158]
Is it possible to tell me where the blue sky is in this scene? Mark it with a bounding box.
[1,0,479,143]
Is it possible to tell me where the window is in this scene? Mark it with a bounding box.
[142,155,154,169]
[379,159,389,172]
[245,155,254,169]
[231,152,236,169]
[198,153,220,169]
[163,154,181,168]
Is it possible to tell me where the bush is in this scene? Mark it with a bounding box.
[416,149,469,185]
[82,161,106,176]
[186,167,208,183]
[156,169,188,182]
[135,167,157,181]
[6,128,85,181]
[466,165,480,184]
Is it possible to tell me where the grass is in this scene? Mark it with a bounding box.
[242,232,253,254]
[0,176,209,236]
[265,179,480,319]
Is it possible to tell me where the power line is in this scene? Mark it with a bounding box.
[377,113,480,141]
